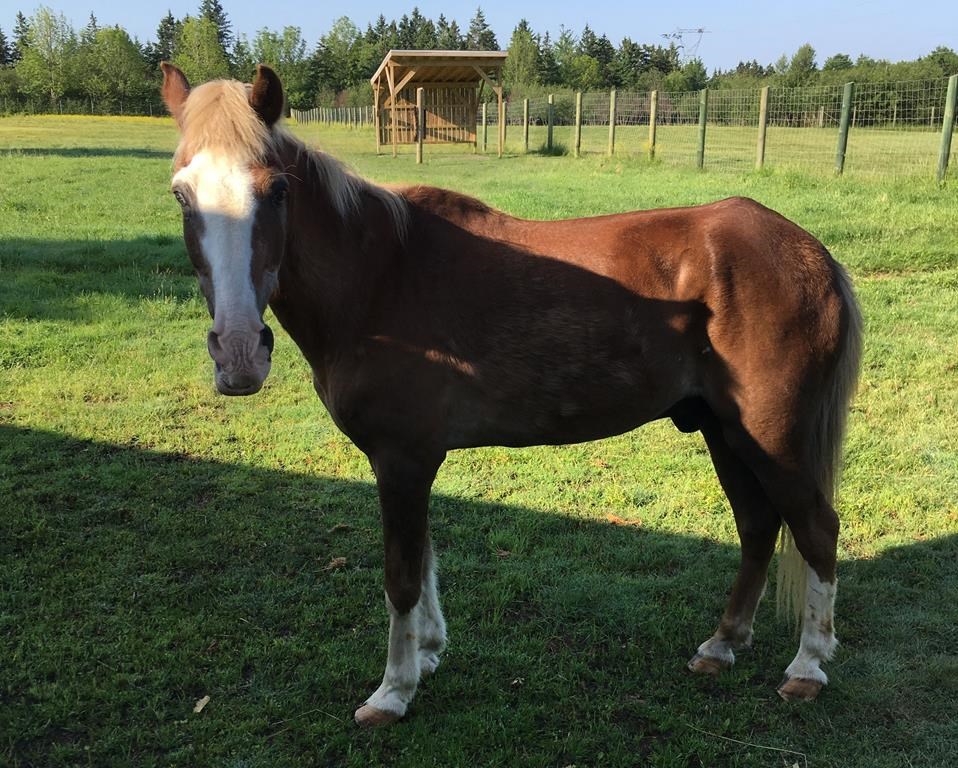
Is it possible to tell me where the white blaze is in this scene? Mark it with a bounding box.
[172,150,261,336]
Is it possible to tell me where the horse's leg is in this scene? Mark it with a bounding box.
[354,450,442,728]
[775,496,839,701]
[721,420,840,702]
[688,416,781,675]
[417,536,447,676]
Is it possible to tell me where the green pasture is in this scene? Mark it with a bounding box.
[2,116,957,767]
[386,120,951,178]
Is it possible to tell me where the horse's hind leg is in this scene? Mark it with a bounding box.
[354,449,444,728]
[720,420,840,702]
[689,416,781,675]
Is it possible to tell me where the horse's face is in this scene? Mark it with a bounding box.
[161,62,287,396]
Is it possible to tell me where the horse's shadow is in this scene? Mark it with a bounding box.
[3,423,956,766]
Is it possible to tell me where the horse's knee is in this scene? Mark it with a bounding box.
[386,578,422,615]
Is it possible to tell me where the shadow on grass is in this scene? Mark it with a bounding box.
[2,147,172,160]
[1,237,194,323]
[3,423,957,767]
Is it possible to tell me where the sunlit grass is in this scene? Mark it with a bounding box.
[1,116,956,767]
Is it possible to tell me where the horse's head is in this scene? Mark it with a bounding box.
[161,62,288,396]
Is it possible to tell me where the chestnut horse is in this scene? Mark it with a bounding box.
[161,63,862,727]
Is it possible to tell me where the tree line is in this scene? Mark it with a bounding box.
[1,3,955,113]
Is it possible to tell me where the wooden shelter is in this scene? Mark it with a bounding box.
[370,50,508,158]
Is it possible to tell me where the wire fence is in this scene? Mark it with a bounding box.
[302,75,957,182]
[0,96,163,116]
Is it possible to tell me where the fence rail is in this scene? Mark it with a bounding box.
[294,76,958,182]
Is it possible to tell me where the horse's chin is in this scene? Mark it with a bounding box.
[213,363,267,396]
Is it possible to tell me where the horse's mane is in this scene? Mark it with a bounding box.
[175,78,408,241]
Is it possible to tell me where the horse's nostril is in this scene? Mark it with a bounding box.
[207,330,223,359]
[260,325,275,354]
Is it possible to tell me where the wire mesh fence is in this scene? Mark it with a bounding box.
[450,75,957,181]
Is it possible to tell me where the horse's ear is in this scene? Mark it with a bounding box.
[250,64,284,127]
[160,62,190,127]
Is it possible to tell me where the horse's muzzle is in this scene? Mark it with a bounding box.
[207,325,273,396]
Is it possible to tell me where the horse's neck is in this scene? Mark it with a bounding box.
[271,140,393,364]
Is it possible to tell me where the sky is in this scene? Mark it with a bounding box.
[3,0,955,71]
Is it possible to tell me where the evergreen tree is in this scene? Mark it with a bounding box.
[82,13,98,45]
[13,11,30,64]
[466,7,497,51]
[0,27,10,67]
[198,0,232,55]
[148,11,180,68]
[537,31,560,85]
[436,16,464,50]
[410,8,437,50]
[503,19,538,88]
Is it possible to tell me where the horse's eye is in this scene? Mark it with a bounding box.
[173,189,192,218]
[270,180,288,205]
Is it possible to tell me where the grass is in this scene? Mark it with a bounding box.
[1,115,957,767]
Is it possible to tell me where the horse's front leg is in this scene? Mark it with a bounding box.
[354,449,444,728]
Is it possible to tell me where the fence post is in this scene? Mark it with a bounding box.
[937,74,958,184]
[696,88,708,169]
[482,102,488,152]
[499,98,506,158]
[547,94,554,151]
[416,88,424,164]
[756,85,769,169]
[648,90,658,160]
[523,98,529,153]
[574,92,582,157]
[608,89,617,156]
[835,81,855,175]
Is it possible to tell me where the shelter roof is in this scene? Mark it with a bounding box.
[370,50,508,86]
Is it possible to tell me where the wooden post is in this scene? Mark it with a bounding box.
[498,95,505,158]
[835,81,855,175]
[818,105,825,128]
[547,94,554,151]
[574,92,582,157]
[756,85,769,169]
[374,87,381,154]
[608,88,617,156]
[416,87,424,164]
[523,98,529,153]
[482,102,488,153]
[648,91,659,161]
[696,88,708,169]
[937,74,958,184]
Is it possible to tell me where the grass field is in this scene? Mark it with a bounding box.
[2,115,957,767]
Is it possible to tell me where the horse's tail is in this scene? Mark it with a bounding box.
[777,259,863,624]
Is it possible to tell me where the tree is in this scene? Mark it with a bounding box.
[782,43,817,86]
[81,13,98,45]
[0,27,10,67]
[466,7,497,51]
[16,7,80,102]
[146,11,180,69]
[923,46,958,76]
[251,26,310,108]
[567,54,602,91]
[311,16,362,94]
[12,11,30,64]
[503,19,538,89]
[173,15,230,83]
[823,53,853,71]
[663,57,708,91]
[199,0,232,54]
[436,15,463,50]
[81,26,149,105]
[536,31,560,85]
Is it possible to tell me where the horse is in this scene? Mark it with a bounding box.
[160,63,862,727]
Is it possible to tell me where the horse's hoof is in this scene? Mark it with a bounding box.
[354,703,402,728]
[777,677,823,702]
[687,652,729,676]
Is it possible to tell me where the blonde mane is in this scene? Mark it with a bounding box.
[176,79,407,240]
